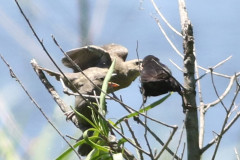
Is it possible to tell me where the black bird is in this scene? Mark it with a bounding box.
[140,55,182,103]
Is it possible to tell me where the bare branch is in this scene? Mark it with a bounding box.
[201,111,240,154]
[125,119,144,160]
[197,65,231,79]
[169,59,183,72]
[210,69,228,112]
[0,54,81,159]
[173,121,185,160]
[235,148,240,160]
[153,17,184,59]
[144,115,154,160]
[150,0,182,36]
[195,51,206,149]
[137,120,181,160]
[212,56,232,69]
[180,143,186,160]
[201,83,240,155]
[205,75,236,111]
[31,59,80,127]
[155,127,178,159]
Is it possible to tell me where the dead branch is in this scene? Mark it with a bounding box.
[0,54,81,159]
[179,1,200,160]
[150,0,182,36]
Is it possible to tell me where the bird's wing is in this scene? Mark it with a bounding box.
[62,45,112,72]
[39,67,61,80]
[101,43,128,61]
[141,62,171,82]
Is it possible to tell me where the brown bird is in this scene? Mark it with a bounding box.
[140,55,181,103]
[62,43,142,91]
[40,67,114,126]
[44,44,142,156]
[41,67,116,156]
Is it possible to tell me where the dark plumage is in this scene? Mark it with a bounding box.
[140,55,181,103]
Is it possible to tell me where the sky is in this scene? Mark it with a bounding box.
[0,0,240,159]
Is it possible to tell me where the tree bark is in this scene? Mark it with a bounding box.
[179,0,200,159]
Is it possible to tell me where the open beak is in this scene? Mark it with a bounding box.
[108,82,120,88]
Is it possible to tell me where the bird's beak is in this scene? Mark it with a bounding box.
[108,82,120,88]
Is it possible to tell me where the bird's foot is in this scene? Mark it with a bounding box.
[133,116,141,123]
[64,110,75,120]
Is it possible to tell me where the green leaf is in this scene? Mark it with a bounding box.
[56,136,99,160]
[71,105,98,129]
[85,148,100,160]
[83,128,110,153]
[98,59,116,135]
[99,59,116,115]
[115,93,172,125]
[91,152,111,160]
[117,138,128,147]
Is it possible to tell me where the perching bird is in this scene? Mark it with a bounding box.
[62,43,142,90]
[43,44,142,156]
[40,67,114,128]
[41,67,117,156]
[140,55,182,103]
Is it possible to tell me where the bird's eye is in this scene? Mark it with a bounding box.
[135,61,142,65]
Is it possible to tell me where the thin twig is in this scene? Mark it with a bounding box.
[201,83,240,155]
[180,143,185,160]
[150,0,182,36]
[169,59,183,72]
[205,75,236,111]
[195,52,206,149]
[212,56,232,69]
[153,17,184,59]
[197,65,231,79]
[235,147,240,160]
[106,120,150,156]
[210,69,228,112]
[112,93,181,159]
[201,111,240,154]
[209,70,239,159]
[196,56,232,81]
[173,121,185,160]
[155,127,178,159]
[143,111,154,160]
[138,120,181,160]
[113,93,177,129]
[0,54,81,159]
[125,119,144,160]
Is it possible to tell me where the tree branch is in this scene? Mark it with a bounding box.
[178,0,200,160]
[150,0,182,36]
[0,54,81,159]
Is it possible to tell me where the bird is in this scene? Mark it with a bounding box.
[43,43,142,156]
[62,43,142,90]
[41,67,117,156]
[140,55,182,103]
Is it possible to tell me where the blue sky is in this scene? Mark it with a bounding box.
[0,0,240,159]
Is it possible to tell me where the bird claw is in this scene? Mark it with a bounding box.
[65,110,75,120]
[133,116,141,123]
